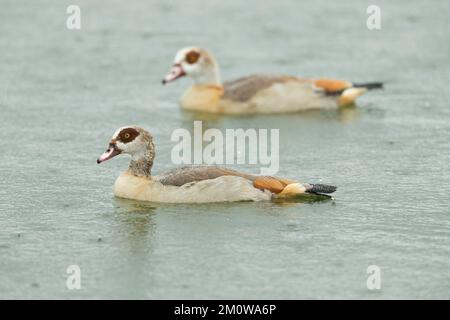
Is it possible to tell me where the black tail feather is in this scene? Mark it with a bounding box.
[353,82,384,90]
[306,184,337,195]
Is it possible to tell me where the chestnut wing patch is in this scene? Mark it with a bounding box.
[253,176,296,194]
[313,78,352,94]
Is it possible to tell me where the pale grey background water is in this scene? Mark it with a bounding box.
[0,0,449,299]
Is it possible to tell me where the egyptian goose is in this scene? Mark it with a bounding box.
[97,126,337,203]
[162,47,383,114]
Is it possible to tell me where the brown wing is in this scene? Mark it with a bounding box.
[313,78,352,94]
[223,74,299,102]
[158,165,254,187]
[158,165,298,195]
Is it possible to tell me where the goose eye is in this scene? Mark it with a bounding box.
[186,50,200,64]
[118,128,139,143]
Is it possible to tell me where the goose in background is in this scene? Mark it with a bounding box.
[162,47,383,114]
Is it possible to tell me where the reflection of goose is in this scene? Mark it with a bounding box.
[97,126,336,203]
[162,47,383,114]
[113,198,156,254]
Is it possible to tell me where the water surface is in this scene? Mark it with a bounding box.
[0,0,449,299]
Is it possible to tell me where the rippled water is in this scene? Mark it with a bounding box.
[1,0,449,299]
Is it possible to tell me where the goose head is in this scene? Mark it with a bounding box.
[97,126,155,176]
[162,47,221,85]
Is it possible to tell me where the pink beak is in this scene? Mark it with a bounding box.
[162,64,185,84]
[97,145,121,164]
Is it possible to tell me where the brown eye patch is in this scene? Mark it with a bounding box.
[185,50,200,64]
[117,128,139,143]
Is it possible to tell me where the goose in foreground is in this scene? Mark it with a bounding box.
[97,126,337,203]
[162,47,383,114]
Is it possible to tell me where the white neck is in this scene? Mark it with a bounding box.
[192,65,221,86]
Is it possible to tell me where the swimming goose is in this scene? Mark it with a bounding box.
[97,126,337,203]
[162,47,383,114]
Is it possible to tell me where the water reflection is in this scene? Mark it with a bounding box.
[114,197,157,214]
[337,105,360,123]
[180,110,226,126]
[114,193,333,213]
[179,104,360,128]
[273,193,334,205]
[113,198,157,254]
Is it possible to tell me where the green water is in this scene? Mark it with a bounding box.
[1,0,449,299]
